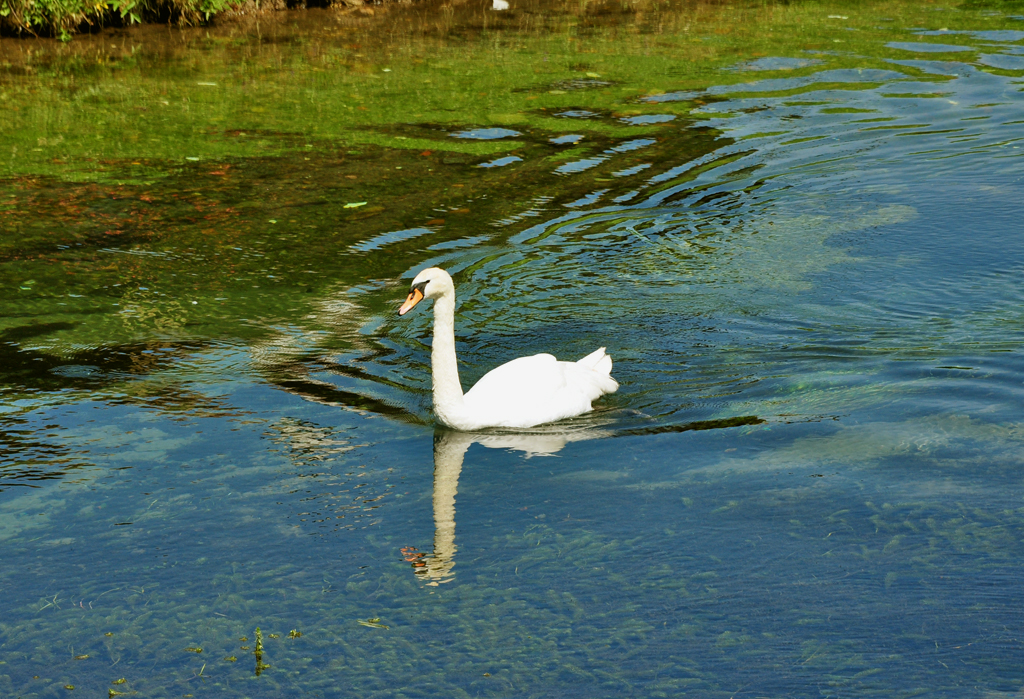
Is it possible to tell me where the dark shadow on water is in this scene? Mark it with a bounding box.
[619,414,764,436]
[273,375,426,423]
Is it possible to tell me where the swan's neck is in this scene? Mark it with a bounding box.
[431,294,465,424]
[421,430,471,582]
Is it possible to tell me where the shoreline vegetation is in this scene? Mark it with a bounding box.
[3,0,1021,44]
[0,0,383,40]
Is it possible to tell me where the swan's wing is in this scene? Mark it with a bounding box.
[576,346,614,377]
[575,347,617,393]
[465,354,565,406]
[463,352,615,428]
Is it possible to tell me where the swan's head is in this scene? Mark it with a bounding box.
[398,267,453,316]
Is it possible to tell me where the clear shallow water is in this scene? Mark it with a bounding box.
[2,1,1024,696]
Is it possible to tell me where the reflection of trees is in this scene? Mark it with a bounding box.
[264,417,397,534]
[265,416,357,464]
[0,322,231,410]
[0,415,91,492]
[249,292,429,423]
[0,323,244,490]
[117,287,190,337]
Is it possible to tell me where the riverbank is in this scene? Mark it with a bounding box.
[0,0,388,41]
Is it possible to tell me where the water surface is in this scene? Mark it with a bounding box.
[2,0,1024,696]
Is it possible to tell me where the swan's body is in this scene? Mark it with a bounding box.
[399,267,618,431]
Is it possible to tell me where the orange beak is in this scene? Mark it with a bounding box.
[399,288,424,316]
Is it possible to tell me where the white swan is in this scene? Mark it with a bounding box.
[398,267,618,430]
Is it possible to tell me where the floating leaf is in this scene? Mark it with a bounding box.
[357,618,390,630]
[184,646,203,653]
[224,656,237,662]
[111,678,126,685]
[268,633,280,639]
[74,654,89,660]
[344,202,368,209]
[288,629,302,638]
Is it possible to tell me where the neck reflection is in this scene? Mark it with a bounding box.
[406,426,611,586]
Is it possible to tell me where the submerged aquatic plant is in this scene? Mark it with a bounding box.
[254,626,270,676]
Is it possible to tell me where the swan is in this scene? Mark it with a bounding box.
[398,267,618,431]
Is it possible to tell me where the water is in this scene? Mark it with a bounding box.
[2,1,1024,696]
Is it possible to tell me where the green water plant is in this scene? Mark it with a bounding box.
[253,626,270,675]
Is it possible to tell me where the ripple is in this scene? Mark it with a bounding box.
[451,127,522,140]
[733,57,824,71]
[979,53,1024,70]
[550,134,584,145]
[350,227,433,252]
[554,156,607,175]
[620,114,676,125]
[887,41,974,52]
[477,155,523,168]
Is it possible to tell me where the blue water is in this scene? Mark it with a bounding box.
[2,4,1024,698]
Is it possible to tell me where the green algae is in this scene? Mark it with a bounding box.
[0,0,1020,380]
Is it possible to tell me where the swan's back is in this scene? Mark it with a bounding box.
[463,347,618,429]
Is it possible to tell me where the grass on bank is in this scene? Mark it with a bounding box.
[1,0,269,40]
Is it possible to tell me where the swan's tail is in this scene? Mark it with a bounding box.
[576,347,619,394]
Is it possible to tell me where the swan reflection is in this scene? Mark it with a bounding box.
[406,425,609,585]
